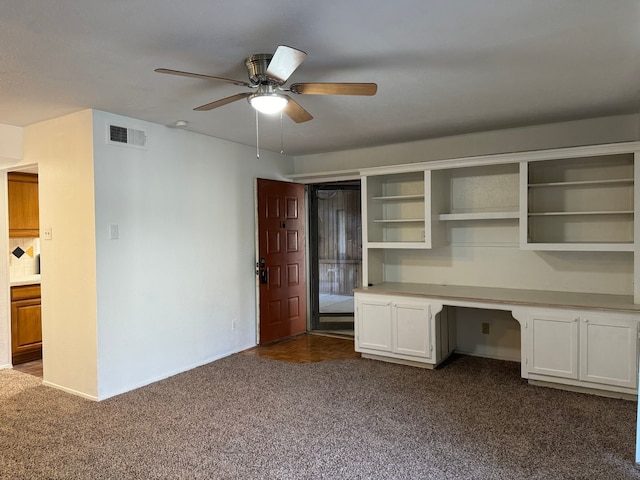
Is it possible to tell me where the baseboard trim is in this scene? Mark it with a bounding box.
[528,379,637,401]
[96,344,256,401]
[361,353,436,369]
[42,381,99,401]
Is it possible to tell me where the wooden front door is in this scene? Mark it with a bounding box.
[257,179,307,344]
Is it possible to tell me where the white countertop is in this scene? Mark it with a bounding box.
[10,275,41,287]
[355,282,640,313]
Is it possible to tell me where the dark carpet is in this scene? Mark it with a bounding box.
[1,354,639,479]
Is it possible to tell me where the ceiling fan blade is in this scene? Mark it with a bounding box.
[155,68,250,87]
[194,93,251,111]
[266,46,307,83]
[283,96,313,123]
[290,83,377,96]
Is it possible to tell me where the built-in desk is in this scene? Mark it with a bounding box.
[354,283,640,398]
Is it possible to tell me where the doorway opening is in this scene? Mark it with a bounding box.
[308,181,361,336]
[5,165,43,379]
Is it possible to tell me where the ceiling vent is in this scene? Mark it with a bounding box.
[107,124,147,148]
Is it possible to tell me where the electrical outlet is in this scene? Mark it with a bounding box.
[482,322,490,335]
[43,227,52,240]
[109,224,119,240]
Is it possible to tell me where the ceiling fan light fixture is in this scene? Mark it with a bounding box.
[249,93,288,114]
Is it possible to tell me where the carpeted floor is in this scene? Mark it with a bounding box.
[1,354,640,479]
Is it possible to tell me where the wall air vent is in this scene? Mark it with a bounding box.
[107,124,147,149]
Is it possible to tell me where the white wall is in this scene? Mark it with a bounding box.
[23,110,99,399]
[383,248,633,295]
[453,308,521,362]
[0,124,23,167]
[18,109,293,400]
[294,114,640,174]
[92,111,293,399]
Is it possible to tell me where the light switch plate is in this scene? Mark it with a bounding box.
[109,224,119,240]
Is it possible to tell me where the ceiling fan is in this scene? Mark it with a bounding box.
[155,45,377,123]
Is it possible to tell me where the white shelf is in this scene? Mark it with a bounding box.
[372,194,424,201]
[372,218,425,223]
[439,211,519,221]
[528,210,633,217]
[528,178,634,188]
[366,241,429,250]
[522,242,634,252]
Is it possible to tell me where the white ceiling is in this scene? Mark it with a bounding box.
[1,1,639,156]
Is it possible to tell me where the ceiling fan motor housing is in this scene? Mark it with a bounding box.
[245,54,278,85]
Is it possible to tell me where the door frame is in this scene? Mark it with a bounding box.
[0,163,40,369]
[254,178,308,344]
[308,181,362,332]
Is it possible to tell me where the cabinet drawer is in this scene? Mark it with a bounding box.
[11,284,41,301]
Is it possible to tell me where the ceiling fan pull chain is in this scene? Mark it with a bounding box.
[255,109,260,159]
[280,111,284,155]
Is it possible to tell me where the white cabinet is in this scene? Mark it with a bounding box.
[393,301,433,360]
[579,313,638,389]
[526,308,639,393]
[355,293,449,366]
[526,311,579,380]
[357,297,392,352]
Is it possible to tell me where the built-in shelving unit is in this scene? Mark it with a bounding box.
[521,154,635,251]
[363,170,429,248]
[356,142,640,301]
[431,163,520,247]
[295,141,640,398]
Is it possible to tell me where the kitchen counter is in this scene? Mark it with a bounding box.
[10,275,41,287]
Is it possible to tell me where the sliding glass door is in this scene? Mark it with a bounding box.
[309,182,361,334]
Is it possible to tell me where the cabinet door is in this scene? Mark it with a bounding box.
[8,172,39,238]
[527,312,578,379]
[579,314,638,389]
[11,298,42,363]
[356,297,392,352]
[393,301,432,360]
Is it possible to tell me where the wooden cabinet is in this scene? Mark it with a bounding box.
[355,293,451,366]
[11,284,42,365]
[8,172,39,238]
[526,308,638,392]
